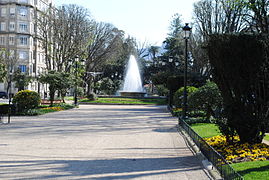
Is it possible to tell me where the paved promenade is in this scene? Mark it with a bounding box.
[0,105,210,180]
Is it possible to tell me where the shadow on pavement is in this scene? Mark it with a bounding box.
[0,156,203,179]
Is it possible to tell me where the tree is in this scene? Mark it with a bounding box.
[207,34,269,144]
[37,4,92,71]
[85,22,125,95]
[193,0,247,41]
[13,69,31,91]
[39,71,73,106]
[0,49,19,98]
[191,0,248,80]
[57,72,74,103]
[235,0,269,33]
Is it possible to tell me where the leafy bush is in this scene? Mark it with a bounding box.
[76,87,84,97]
[12,90,41,112]
[87,93,98,101]
[155,84,169,96]
[188,81,222,121]
[173,86,197,108]
[99,78,114,95]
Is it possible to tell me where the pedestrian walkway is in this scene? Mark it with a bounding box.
[0,105,210,179]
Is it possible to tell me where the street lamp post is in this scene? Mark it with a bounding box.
[74,56,79,106]
[7,71,12,124]
[182,23,192,120]
[72,56,85,106]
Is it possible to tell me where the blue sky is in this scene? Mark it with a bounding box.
[54,0,198,46]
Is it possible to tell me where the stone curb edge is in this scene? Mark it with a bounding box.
[177,126,223,180]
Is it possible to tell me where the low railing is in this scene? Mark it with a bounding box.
[180,119,244,180]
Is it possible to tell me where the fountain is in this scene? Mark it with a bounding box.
[120,55,146,97]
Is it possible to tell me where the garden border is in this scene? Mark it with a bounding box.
[179,118,244,180]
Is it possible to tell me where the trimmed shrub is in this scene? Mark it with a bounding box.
[12,90,41,112]
[173,86,198,108]
[188,81,222,121]
[207,34,269,143]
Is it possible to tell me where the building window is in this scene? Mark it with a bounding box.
[19,65,27,73]
[1,8,6,17]
[19,23,28,32]
[19,7,27,17]
[0,22,6,31]
[19,51,28,59]
[0,36,5,45]
[10,7,15,16]
[9,22,15,31]
[9,36,15,45]
[19,0,28,3]
[19,36,28,45]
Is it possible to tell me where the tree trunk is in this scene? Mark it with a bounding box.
[49,88,55,107]
[87,78,93,96]
[228,108,265,144]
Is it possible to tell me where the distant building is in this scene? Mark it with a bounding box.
[0,0,52,97]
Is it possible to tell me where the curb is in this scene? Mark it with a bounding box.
[178,126,223,180]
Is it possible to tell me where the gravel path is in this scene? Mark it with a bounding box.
[0,105,210,180]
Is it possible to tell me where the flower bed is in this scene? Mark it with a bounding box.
[41,107,64,111]
[205,135,269,163]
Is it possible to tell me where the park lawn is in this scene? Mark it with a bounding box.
[80,97,167,105]
[264,134,269,141]
[190,123,221,138]
[231,161,269,180]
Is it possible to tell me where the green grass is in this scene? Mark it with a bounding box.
[190,123,221,138]
[80,97,167,105]
[231,161,269,180]
[264,134,269,141]
[65,96,74,101]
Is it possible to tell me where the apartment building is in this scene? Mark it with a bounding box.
[0,0,52,97]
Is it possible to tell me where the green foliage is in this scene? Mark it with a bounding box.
[76,87,84,97]
[151,71,171,86]
[13,69,31,91]
[12,90,41,112]
[39,71,74,106]
[188,81,222,121]
[87,92,98,101]
[155,84,169,96]
[0,63,6,82]
[166,75,183,92]
[99,77,114,95]
[173,86,198,107]
[207,34,269,143]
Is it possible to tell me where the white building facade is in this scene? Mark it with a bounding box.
[0,0,52,97]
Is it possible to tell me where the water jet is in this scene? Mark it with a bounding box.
[120,55,146,97]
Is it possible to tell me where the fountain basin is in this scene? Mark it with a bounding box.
[120,91,146,98]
